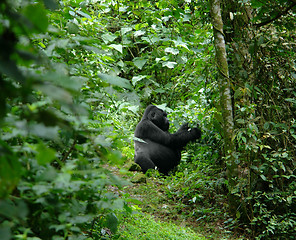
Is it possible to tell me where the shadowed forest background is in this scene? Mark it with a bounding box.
[0,0,296,239]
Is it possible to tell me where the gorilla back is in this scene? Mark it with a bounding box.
[134,105,201,175]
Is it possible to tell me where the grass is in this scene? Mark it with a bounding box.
[116,212,207,240]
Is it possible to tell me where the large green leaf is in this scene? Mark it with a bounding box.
[36,143,56,165]
[132,75,147,85]
[109,44,123,53]
[105,213,119,233]
[162,61,177,69]
[34,83,73,104]
[23,3,48,33]
[43,0,59,10]
[101,33,117,44]
[66,22,79,34]
[0,142,22,198]
[98,74,132,90]
[133,57,148,69]
[165,47,179,55]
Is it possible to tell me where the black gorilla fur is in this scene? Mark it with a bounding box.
[134,105,201,174]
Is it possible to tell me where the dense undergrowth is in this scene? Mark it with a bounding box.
[114,165,230,239]
[1,0,296,239]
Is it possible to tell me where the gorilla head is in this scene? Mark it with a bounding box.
[144,105,169,131]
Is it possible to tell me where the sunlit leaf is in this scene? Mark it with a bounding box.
[165,47,179,55]
[162,61,177,69]
[132,75,147,85]
[173,37,189,50]
[285,98,296,105]
[121,27,133,35]
[260,174,267,181]
[77,10,91,19]
[109,44,123,53]
[134,30,146,37]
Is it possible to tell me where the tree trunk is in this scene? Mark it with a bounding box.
[210,0,238,217]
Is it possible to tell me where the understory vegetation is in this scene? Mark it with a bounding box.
[0,0,295,239]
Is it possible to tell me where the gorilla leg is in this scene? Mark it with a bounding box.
[134,154,155,173]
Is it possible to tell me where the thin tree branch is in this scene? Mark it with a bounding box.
[255,2,296,27]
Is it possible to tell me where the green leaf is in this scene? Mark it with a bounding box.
[134,30,146,37]
[36,143,56,165]
[34,83,73,104]
[165,47,179,55]
[162,61,177,69]
[264,122,269,129]
[0,145,22,198]
[285,98,296,105]
[109,44,123,53]
[98,74,132,90]
[36,166,57,181]
[279,161,286,172]
[55,39,70,49]
[43,69,87,91]
[133,57,148,69]
[77,10,91,19]
[251,0,265,8]
[259,145,271,150]
[260,174,267,181]
[23,3,48,33]
[30,123,59,140]
[101,33,117,44]
[132,75,147,85]
[67,22,79,34]
[121,27,133,35]
[0,60,25,83]
[0,199,28,220]
[111,198,125,210]
[0,225,10,240]
[32,184,50,195]
[105,213,119,233]
[236,119,245,124]
[173,37,189,50]
[43,0,60,10]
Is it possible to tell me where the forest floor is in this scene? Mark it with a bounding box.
[105,163,242,240]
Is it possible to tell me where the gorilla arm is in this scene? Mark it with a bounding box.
[134,119,201,149]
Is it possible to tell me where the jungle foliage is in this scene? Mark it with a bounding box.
[0,0,295,239]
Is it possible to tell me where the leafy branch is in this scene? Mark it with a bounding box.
[255,1,296,27]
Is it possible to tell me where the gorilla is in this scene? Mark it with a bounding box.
[134,105,201,175]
